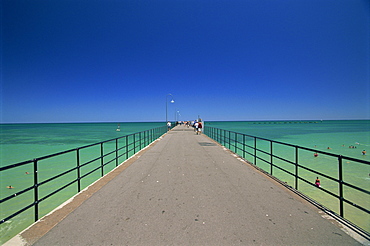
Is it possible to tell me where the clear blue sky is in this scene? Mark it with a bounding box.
[1,0,369,123]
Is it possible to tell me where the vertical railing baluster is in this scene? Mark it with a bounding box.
[295,146,298,190]
[100,143,104,177]
[77,149,81,192]
[243,134,246,159]
[33,159,39,222]
[338,155,344,217]
[270,141,273,175]
[254,137,257,165]
[234,132,237,153]
[228,131,231,149]
[224,129,226,147]
[115,139,118,167]
[126,135,129,160]
[133,134,136,154]
[139,132,142,150]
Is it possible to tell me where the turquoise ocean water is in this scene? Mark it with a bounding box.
[0,120,369,243]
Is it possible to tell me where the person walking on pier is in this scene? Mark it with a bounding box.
[194,121,198,133]
[197,121,203,135]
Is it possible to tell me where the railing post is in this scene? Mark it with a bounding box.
[234,132,237,153]
[115,139,118,167]
[338,155,344,217]
[139,132,142,149]
[243,134,246,159]
[254,137,257,165]
[77,148,81,192]
[295,146,298,190]
[100,143,104,177]
[220,129,223,146]
[270,141,273,175]
[33,159,39,222]
[220,129,222,144]
[228,130,231,149]
[133,134,136,154]
[126,136,129,160]
[224,129,227,147]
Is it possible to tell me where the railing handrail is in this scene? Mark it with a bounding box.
[0,126,165,171]
[215,128,370,163]
[204,126,370,239]
[0,125,168,244]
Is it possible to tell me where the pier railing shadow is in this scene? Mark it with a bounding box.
[204,126,370,239]
[0,125,167,244]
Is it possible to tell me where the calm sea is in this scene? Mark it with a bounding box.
[207,120,370,159]
[0,122,164,166]
[0,120,369,243]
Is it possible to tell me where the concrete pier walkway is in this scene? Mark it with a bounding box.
[13,126,363,245]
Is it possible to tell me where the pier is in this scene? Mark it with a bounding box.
[7,126,364,245]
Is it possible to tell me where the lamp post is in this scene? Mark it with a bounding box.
[166,94,174,123]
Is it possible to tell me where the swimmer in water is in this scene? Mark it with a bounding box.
[314,153,318,157]
[362,150,366,155]
[6,186,14,189]
[315,177,321,188]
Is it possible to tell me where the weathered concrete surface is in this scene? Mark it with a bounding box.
[17,126,363,245]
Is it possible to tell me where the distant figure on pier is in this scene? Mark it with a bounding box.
[197,121,203,135]
[315,177,321,188]
[194,121,198,133]
[362,150,366,155]
[167,121,171,131]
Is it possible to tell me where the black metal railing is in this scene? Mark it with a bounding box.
[0,125,167,241]
[204,126,370,238]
